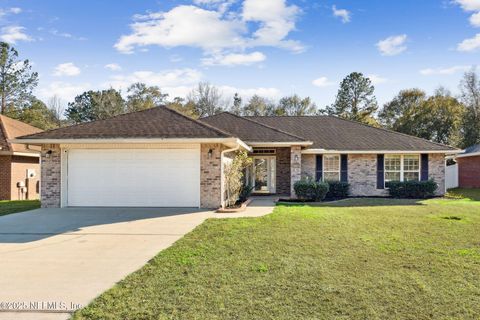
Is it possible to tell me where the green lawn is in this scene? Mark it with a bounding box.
[74,192,480,320]
[0,200,40,217]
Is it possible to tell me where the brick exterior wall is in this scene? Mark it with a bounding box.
[457,155,480,188]
[429,153,446,195]
[276,147,291,195]
[290,146,302,196]
[200,143,224,208]
[299,153,447,197]
[348,154,389,197]
[0,155,11,200]
[301,154,315,179]
[41,144,61,208]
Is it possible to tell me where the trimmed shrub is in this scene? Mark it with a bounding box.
[386,180,438,199]
[294,178,329,201]
[239,184,253,203]
[326,181,350,199]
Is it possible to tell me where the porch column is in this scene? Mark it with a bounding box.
[290,146,302,196]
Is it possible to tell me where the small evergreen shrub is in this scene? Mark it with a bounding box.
[326,181,350,199]
[239,184,253,203]
[294,178,329,201]
[386,180,438,199]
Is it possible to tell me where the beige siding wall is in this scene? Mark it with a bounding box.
[10,156,40,200]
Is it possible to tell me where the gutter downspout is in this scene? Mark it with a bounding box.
[220,144,241,209]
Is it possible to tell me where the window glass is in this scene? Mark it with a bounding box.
[403,155,420,171]
[323,155,340,181]
[324,172,340,181]
[384,154,420,183]
[384,155,401,182]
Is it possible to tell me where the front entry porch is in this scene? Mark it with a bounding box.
[246,146,302,196]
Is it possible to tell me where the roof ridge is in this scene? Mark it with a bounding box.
[163,107,233,138]
[0,115,12,150]
[329,115,457,150]
[19,106,233,140]
[207,112,308,141]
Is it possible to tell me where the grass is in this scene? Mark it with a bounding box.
[0,200,40,217]
[73,193,480,320]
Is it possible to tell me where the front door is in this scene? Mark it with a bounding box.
[250,157,276,193]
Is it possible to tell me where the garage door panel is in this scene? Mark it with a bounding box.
[67,148,200,207]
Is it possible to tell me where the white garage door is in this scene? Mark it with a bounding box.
[66,148,200,207]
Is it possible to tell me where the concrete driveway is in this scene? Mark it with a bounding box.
[0,207,215,320]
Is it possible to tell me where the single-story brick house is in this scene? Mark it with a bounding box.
[13,107,460,208]
[456,144,480,188]
[0,115,42,200]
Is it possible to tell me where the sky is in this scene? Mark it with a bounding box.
[0,0,478,110]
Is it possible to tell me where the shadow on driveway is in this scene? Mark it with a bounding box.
[0,207,212,243]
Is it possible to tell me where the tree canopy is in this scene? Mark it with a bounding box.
[0,42,38,114]
[327,72,378,125]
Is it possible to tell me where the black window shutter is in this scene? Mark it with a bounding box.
[340,154,348,182]
[377,154,385,189]
[315,155,323,182]
[421,154,429,181]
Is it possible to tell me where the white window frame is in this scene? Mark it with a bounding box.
[322,154,341,182]
[384,154,421,183]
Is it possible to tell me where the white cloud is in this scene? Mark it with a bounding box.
[376,34,407,56]
[312,76,335,87]
[420,65,471,75]
[457,33,480,51]
[0,25,32,44]
[470,11,480,26]
[104,68,203,90]
[115,0,303,59]
[53,62,81,77]
[332,5,351,23]
[202,51,266,66]
[242,0,303,52]
[455,0,480,12]
[37,81,91,103]
[115,5,245,54]
[367,74,388,84]
[0,7,22,17]
[104,63,122,71]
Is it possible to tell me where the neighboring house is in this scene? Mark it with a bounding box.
[0,115,42,200]
[13,107,459,209]
[456,144,480,188]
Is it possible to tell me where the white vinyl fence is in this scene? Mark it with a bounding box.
[445,164,458,189]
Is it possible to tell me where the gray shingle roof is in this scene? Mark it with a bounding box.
[464,144,480,154]
[18,107,231,140]
[246,115,456,151]
[200,112,306,143]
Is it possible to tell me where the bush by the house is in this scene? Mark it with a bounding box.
[386,180,438,199]
[294,178,329,201]
[239,184,253,203]
[325,181,350,200]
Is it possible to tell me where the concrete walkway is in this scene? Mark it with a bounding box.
[0,198,275,320]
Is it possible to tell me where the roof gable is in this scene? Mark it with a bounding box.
[200,112,307,143]
[18,107,232,140]
[0,115,42,152]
